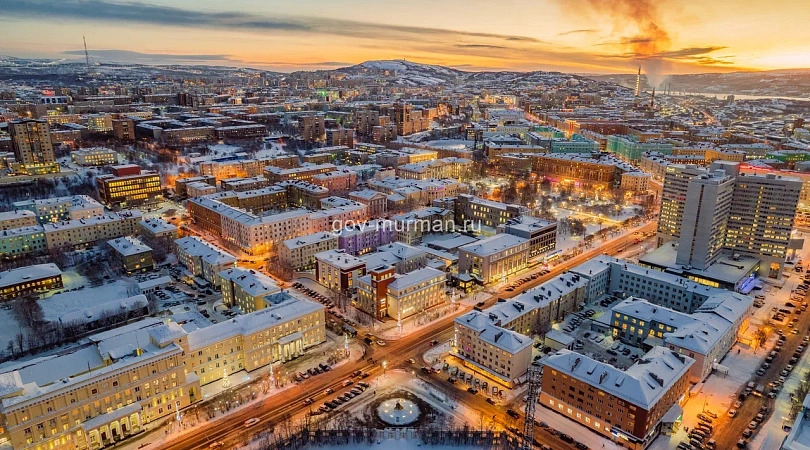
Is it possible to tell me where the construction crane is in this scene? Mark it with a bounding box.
[522,364,542,450]
[83,35,90,69]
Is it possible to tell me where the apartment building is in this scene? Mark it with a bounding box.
[298,115,325,142]
[219,176,269,192]
[0,263,63,301]
[137,218,178,241]
[210,186,287,214]
[452,194,524,229]
[325,128,354,147]
[307,202,368,235]
[458,234,529,285]
[0,210,37,230]
[217,267,281,313]
[174,236,237,286]
[280,180,329,210]
[199,158,281,181]
[540,347,693,449]
[42,211,142,251]
[315,250,366,292]
[395,158,473,181]
[8,119,60,175]
[0,225,47,258]
[348,189,388,217]
[13,195,104,224]
[311,169,357,195]
[391,207,455,245]
[174,176,217,198]
[186,197,309,254]
[107,237,154,274]
[280,232,338,271]
[453,311,533,387]
[373,148,437,168]
[185,182,216,198]
[263,164,337,183]
[112,118,135,141]
[71,148,117,166]
[336,219,396,256]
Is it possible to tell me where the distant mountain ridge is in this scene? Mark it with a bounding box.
[2,55,808,97]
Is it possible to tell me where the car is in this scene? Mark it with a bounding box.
[697,413,713,423]
[734,400,743,408]
[756,368,766,376]
[376,340,387,346]
[467,387,478,394]
[748,421,758,429]
[728,409,738,417]
[743,429,753,438]
[209,442,225,449]
[737,439,747,448]
[244,418,260,427]
[486,397,496,405]
[506,409,520,419]
[304,398,314,405]
[325,388,334,394]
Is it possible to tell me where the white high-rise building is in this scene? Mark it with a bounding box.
[676,170,734,270]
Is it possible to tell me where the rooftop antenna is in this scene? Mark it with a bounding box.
[83,35,90,69]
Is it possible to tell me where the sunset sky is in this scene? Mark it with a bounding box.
[2,0,809,74]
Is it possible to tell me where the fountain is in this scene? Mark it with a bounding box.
[376,398,420,426]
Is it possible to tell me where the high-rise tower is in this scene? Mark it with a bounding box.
[634,66,641,97]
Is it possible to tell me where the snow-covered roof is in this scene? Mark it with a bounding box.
[58,295,148,326]
[543,347,694,411]
[362,251,400,271]
[0,209,36,222]
[0,263,61,288]
[459,234,528,257]
[283,232,337,250]
[315,249,365,270]
[139,218,177,234]
[218,267,280,297]
[108,236,151,256]
[376,242,425,260]
[187,295,324,350]
[41,210,142,232]
[455,311,531,354]
[388,267,444,291]
[175,236,236,264]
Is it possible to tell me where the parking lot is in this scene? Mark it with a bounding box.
[543,294,645,370]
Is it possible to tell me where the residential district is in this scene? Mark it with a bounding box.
[0,58,810,450]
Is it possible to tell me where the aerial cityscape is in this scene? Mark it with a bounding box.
[2,1,810,450]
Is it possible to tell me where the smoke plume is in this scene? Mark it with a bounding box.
[578,0,672,87]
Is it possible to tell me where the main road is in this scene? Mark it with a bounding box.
[136,221,656,450]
